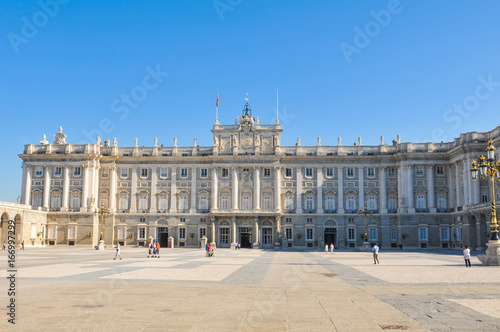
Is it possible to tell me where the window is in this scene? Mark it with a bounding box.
[138,194,148,210]
[346,168,354,177]
[220,195,230,210]
[220,227,230,245]
[68,225,76,240]
[119,194,129,210]
[51,193,61,209]
[388,196,397,211]
[222,168,229,178]
[285,217,292,223]
[437,194,447,210]
[305,168,313,177]
[178,194,189,210]
[305,195,315,210]
[419,228,428,241]
[348,228,356,240]
[391,229,397,242]
[263,195,272,210]
[200,218,206,223]
[436,166,444,175]
[416,166,424,176]
[200,169,208,178]
[263,228,272,245]
[482,194,488,203]
[241,195,251,210]
[367,196,377,210]
[440,228,449,241]
[306,228,313,240]
[306,218,313,223]
[180,168,188,178]
[326,168,333,177]
[388,168,395,176]
[348,217,354,223]
[34,181,42,186]
[285,195,294,210]
[179,228,186,240]
[180,217,186,223]
[369,228,377,241]
[54,167,62,176]
[346,196,356,211]
[139,217,146,222]
[48,225,56,239]
[367,168,375,177]
[264,168,271,177]
[285,228,293,240]
[198,196,208,210]
[32,193,42,207]
[416,194,426,209]
[243,168,250,172]
[457,228,463,241]
[102,169,109,178]
[117,227,126,240]
[71,193,81,210]
[199,227,206,239]
[35,167,43,177]
[325,196,335,210]
[74,167,81,176]
[285,168,292,178]
[140,168,148,178]
[160,169,168,178]
[158,195,168,211]
[121,169,129,178]
[138,227,146,239]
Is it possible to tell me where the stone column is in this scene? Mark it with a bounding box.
[317,167,323,213]
[211,217,216,246]
[428,164,435,212]
[61,166,70,211]
[254,166,261,210]
[130,168,137,213]
[473,172,480,204]
[296,167,302,213]
[24,165,32,206]
[463,158,470,206]
[447,165,455,208]
[190,167,197,213]
[232,166,239,211]
[81,164,88,211]
[253,217,260,248]
[274,166,281,211]
[21,165,28,205]
[358,167,364,210]
[211,167,218,211]
[338,167,344,214]
[455,162,462,208]
[397,164,404,213]
[380,166,387,213]
[43,166,51,210]
[110,165,117,213]
[407,165,414,211]
[274,216,281,247]
[150,167,157,213]
[170,167,177,213]
[231,216,237,248]
[93,163,100,209]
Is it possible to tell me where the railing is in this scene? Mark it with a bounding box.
[388,209,397,214]
[346,209,357,214]
[324,209,337,214]
[415,208,429,213]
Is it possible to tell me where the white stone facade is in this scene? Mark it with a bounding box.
[8,102,500,250]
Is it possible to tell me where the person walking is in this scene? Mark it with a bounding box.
[325,244,328,254]
[156,241,161,258]
[21,240,25,250]
[205,243,209,257]
[147,241,154,258]
[463,246,471,267]
[372,244,380,264]
[114,241,122,260]
[207,244,212,257]
[330,243,334,254]
[2,241,6,250]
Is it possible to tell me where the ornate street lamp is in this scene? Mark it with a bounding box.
[470,140,500,241]
[94,202,110,249]
[358,201,373,251]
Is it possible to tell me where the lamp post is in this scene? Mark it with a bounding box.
[94,202,110,250]
[470,139,500,265]
[358,201,373,251]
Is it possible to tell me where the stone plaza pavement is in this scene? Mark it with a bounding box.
[1,247,500,331]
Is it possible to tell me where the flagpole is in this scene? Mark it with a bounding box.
[216,90,219,124]
[276,88,279,124]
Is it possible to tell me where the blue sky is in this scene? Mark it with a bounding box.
[2,0,500,202]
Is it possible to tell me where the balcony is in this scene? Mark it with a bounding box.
[388,209,397,214]
[415,208,429,213]
[303,209,316,214]
[346,209,357,214]
[324,209,337,214]
[198,209,210,213]
[437,208,449,213]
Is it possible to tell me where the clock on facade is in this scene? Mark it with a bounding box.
[241,136,253,149]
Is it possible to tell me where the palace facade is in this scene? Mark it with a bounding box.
[3,101,500,250]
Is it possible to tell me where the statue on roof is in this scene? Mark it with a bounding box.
[53,127,67,144]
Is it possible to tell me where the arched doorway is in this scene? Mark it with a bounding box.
[1,212,9,242]
[14,214,22,243]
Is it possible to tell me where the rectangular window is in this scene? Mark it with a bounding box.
[179,228,186,240]
[419,228,428,241]
[285,217,292,223]
[221,196,229,210]
[180,168,188,178]
[35,167,43,177]
[74,167,81,176]
[367,168,375,177]
[482,194,488,203]
[180,217,186,223]
[305,168,313,177]
[264,168,271,177]
[306,228,313,240]
[369,228,377,241]
[285,228,293,240]
[139,217,146,223]
[348,217,354,223]
[222,168,229,178]
[138,227,146,239]
[243,168,250,172]
[436,166,444,175]
[121,169,129,178]
[68,225,77,240]
[416,166,424,176]
[348,228,355,240]
[306,218,313,223]
[199,196,208,210]
[102,169,109,178]
[388,168,395,176]
[263,195,272,210]
[160,169,168,178]
[200,169,208,178]
[388,196,397,211]
[457,228,463,241]
[199,228,206,239]
[346,168,354,177]
[140,168,148,178]
[326,168,333,177]
[55,167,62,176]
[200,218,206,223]
[117,227,126,240]
[285,168,292,178]
[391,229,397,242]
[440,228,449,241]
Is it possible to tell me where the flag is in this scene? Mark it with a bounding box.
[216,90,219,107]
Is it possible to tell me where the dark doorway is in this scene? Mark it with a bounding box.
[324,228,337,247]
[240,233,252,248]
[157,227,168,247]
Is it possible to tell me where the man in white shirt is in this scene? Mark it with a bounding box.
[372,244,380,264]
[463,246,471,267]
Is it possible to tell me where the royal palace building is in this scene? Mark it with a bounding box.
[3,101,500,250]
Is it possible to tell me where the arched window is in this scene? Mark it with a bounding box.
[346,195,356,211]
[220,190,231,210]
[437,193,447,211]
[158,194,169,211]
[51,192,61,210]
[241,190,252,210]
[325,194,335,211]
[118,193,129,211]
[198,195,208,210]
[138,193,149,211]
[177,193,189,211]
[367,195,377,211]
[416,194,426,210]
[71,192,81,210]
[262,192,273,210]
[305,194,315,210]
